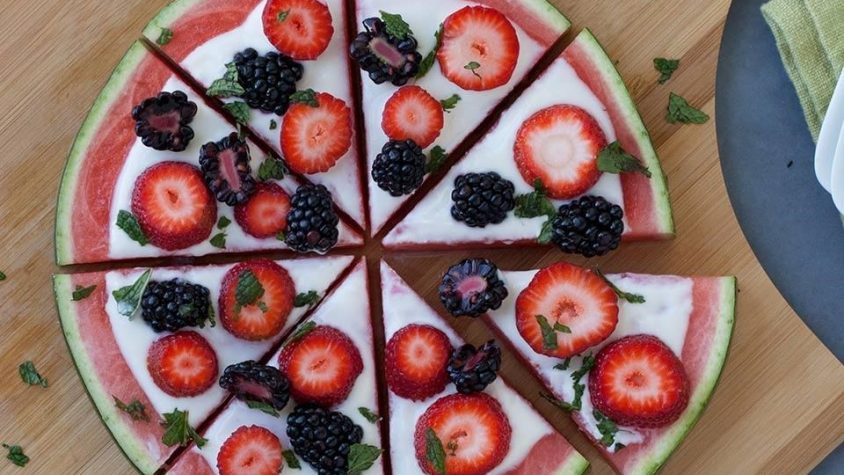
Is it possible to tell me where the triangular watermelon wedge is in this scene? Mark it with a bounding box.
[167,260,385,474]
[380,262,589,475]
[384,29,673,249]
[356,0,571,235]
[53,255,354,474]
[480,262,736,474]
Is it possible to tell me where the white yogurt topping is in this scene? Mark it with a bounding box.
[384,58,625,246]
[357,0,551,232]
[380,263,556,474]
[105,256,352,426]
[486,269,694,451]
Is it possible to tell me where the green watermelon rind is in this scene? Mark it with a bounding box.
[141,0,202,40]
[515,0,572,35]
[558,450,590,475]
[54,42,148,266]
[52,274,156,475]
[574,29,675,237]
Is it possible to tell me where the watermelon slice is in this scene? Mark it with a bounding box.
[142,0,368,229]
[167,260,384,474]
[53,255,355,474]
[356,0,571,235]
[380,262,589,475]
[383,29,673,249]
[480,263,736,474]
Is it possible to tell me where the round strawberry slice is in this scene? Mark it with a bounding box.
[147,331,218,397]
[515,262,618,358]
[278,325,363,406]
[382,85,444,148]
[262,0,334,60]
[281,92,352,174]
[217,425,283,475]
[219,260,296,341]
[131,161,217,250]
[385,324,452,401]
[589,334,690,428]
[414,393,511,475]
[514,105,607,199]
[234,182,291,239]
[437,6,519,91]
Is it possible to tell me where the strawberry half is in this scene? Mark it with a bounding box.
[278,325,363,407]
[147,331,218,397]
[281,92,352,174]
[437,6,519,91]
[217,425,283,475]
[414,393,511,475]
[385,324,452,401]
[234,182,291,239]
[262,0,334,60]
[219,260,296,341]
[131,161,217,250]
[514,105,607,199]
[515,262,618,358]
[589,334,690,428]
[382,85,444,148]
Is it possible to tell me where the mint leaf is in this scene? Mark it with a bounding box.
[234,270,264,315]
[654,58,679,84]
[595,269,645,304]
[113,396,150,422]
[358,407,381,423]
[277,9,290,22]
[72,285,97,301]
[465,61,482,79]
[245,400,280,417]
[666,92,709,124]
[116,210,149,246]
[283,449,300,469]
[156,28,173,46]
[112,270,152,318]
[380,11,412,39]
[18,361,47,388]
[347,444,382,475]
[258,157,288,181]
[285,321,317,346]
[2,444,29,467]
[554,322,572,333]
[538,219,554,245]
[224,101,251,125]
[294,290,319,308]
[536,314,569,350]
[270,119,278,130]
[426,146,448,173]
[217,216,231,229]
[593,409,619,447]
[440,94,461,113]
[161,409,206,448]
[540,391,577,412]
[417,24,443,79]
[424,428,446,475]
[554,358,572,371]
[276,231,286,242]
[289,89,319,107]
[597,141,651,178]
[207,62,245,97]
[0,271,5,281]
[209,232,226,249]
[514,180,556,219]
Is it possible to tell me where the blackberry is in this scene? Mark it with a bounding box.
[450,172,516,227]
[219,360,290,411]
[233,48,303,115]
[132,91,197,152]
[286,404,363,475]
[439,258,508,318]
[140,279,212,332]
[371,140,426,196]
[551,195,624,257]
[350,17,422,86]
[447,340,502,394]
[199,132,257,206]
[285,184,339,253]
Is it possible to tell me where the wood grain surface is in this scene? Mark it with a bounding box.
[0,0,842,474]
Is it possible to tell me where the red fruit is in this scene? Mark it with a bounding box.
[278,325,363,406]
[281,92,352,174]
[217,425,283,475]
[589,334,690,428]
[437,6,519,91]
[262,0,334,60]
[385,324,452,400]
[515,262,618,358]
[414,393,511,475]
[381,86,444,148]
[147,331,218,397]
[220,260,296,341]
[131,161,217,250]
[234,182,291,239]
[513,105,607,199]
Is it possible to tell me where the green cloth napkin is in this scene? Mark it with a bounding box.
[762,0,844,141]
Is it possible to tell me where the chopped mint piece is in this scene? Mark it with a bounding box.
[116,210,149,246]
[234,270,265,315]
[380,11,412,39]
[294,291,319,308]
[71,285,97,301]
[289,89,319,107]
[426,146,448,173]
[270,119,278,130]
[597,141,651,178]
[217,216,231,229]
[654,57,680,84]
[554,358,572,371]
[207,62,245,98]
[3,444,29,467]
[595,269,646,304]
[223,101,251,125]
[540,391,578,412]
[113,396,150,422]
[112,270,152,318]
[258,157,288,181]
[160,409,206,448]
[358,407,381,423]
[347,444,381,475]
[285,321,317,346]
[156,28,173,46]
[283,449,300,469]
[440,94,461,112]
[514,180,556,219]
[276,231,286,242]
[537,219,554,245]
[0,271,5,281]
[464,61,482,79]
[245,400,280,417]
[536,314,568,350]
[424,428,446,475]
[593,409,619,447]
[18,361,47,388]
[666,92,709,124]
[209,232,226,249]
[416,24,443,79]
[277,9,290,22]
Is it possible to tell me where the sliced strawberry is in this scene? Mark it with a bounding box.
[385,324,452,401]
[262,0,334,60]
[219,260,296,341]
[131,161,217,250]
[514,105,607,199]
[234,182,291,239]
[382,86,444,148]
[414,393,511,475]
[217,425,283,475]
[515,262,618,358]
[589,334,690,428]
[147,331,218,397]
[437,6,519,91]
[281,92,352,174]
[278,325,363,406]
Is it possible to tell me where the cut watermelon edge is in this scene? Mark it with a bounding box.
[141,0,203,37]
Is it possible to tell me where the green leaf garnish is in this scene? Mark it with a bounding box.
[554,358,572,371]
[417,24,443,79]
[426,145,448,173]
[440,94,461,113]
[380,11,412,39]
[554,322,572,333]
[536,314,569,350]
[0,271,5,281]
[289,89,319,107]
[71,285,97,301]
[358,407,381,423]
[116,210,149,246]
[112,270,152,318]
[113,396,150,422]
[514,180,556,219]
[209,232,227,249]
[160,408,206,448]
[424,428,446,475]
[223,101,251,125]
[593,409,619,447]
[18,361,47,388]
[156,28,173,46]
[234,270,265,315]
[294,290,320,308]
[245,400,280,417]
[464,61,482,79]
[597,142,651,178]
[258,157,288,181]
[217,216,231,229]
[285,321,317,346]
[283,449,301,469]
[3,444,29,467]
[595,269,646,304]
[347,444,382,475]
[207,62,245,97]
[537,219,554,244]
[276,231,286,242]
[277,9,290,22]
[270,119,278,130]
[654,58,680,84]
[666,92,709,124]
[540,391,578,412]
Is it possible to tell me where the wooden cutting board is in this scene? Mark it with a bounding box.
[0,0,841,474]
